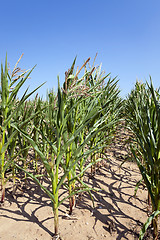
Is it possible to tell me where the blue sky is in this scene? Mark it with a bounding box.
[1,0,160,99]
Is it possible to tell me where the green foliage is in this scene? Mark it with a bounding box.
[125,79,160,239]
[0,54,123,238]
[11,57,122,236]
[0,54,44,202]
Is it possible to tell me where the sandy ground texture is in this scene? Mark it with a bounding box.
[0,129,157,240]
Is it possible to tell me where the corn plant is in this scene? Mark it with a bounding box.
[0,54,44,203]
[125,79,160,239]
[14,57,122,238]
[16,99,41,180]
[86,72,122,175]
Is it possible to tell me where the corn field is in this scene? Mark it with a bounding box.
[0,55,160,240]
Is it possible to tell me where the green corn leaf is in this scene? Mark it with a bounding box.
[134,178,143,197]
[11,124,53,179]
[3,82,46,129]
[15,164,55,203]
[139,210,160,240]
[131,147,156,209]
[58,185,96,208]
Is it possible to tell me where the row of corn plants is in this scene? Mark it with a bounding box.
[125,80,160,239]
[1,55,122,239]
[0,54,44,202]
[2,54,160,239]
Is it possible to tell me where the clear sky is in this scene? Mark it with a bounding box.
[1,0,160,99]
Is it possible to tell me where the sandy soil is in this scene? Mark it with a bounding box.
[0,129,154,240]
